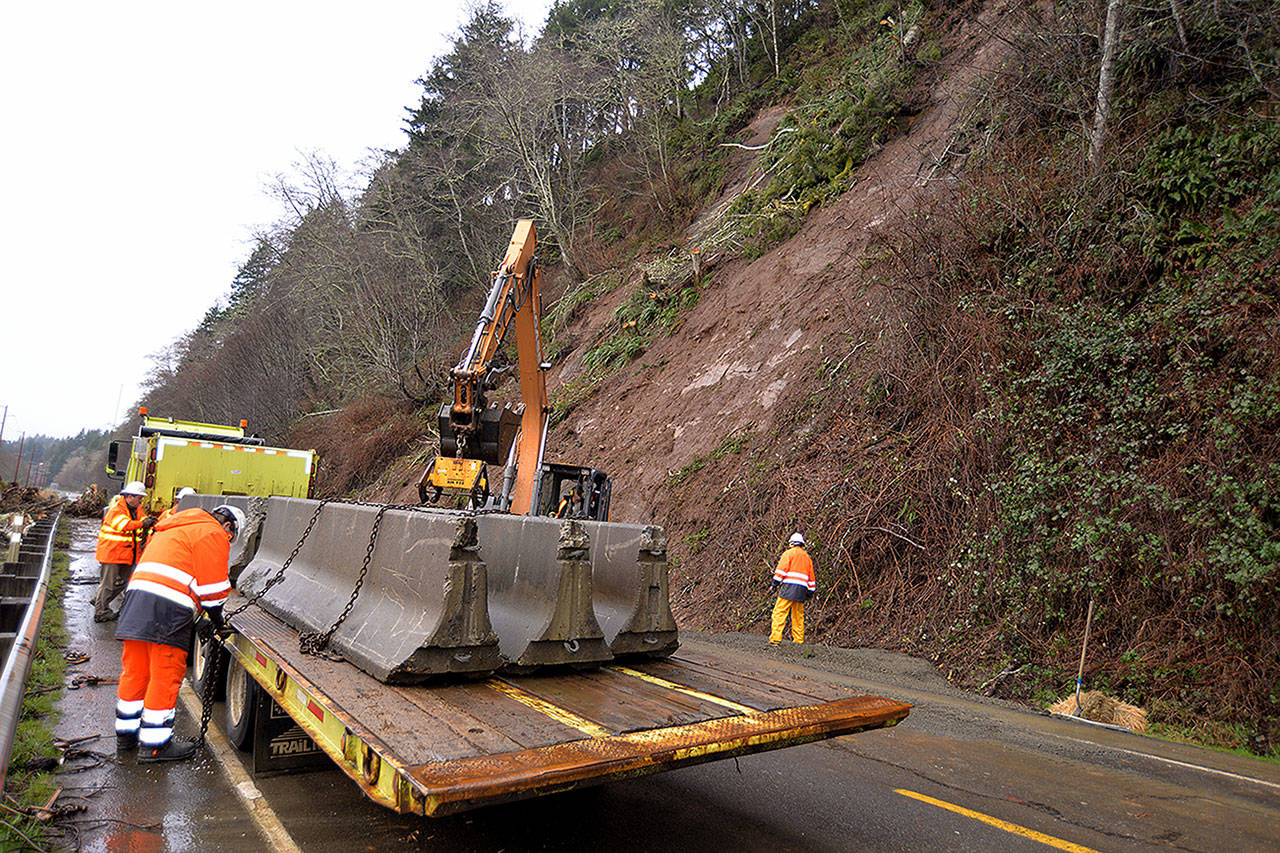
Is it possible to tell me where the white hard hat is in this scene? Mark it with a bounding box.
[788,532,805,547]
[175,487,196,501]
[212,504,247,543]
[121,481,147,497]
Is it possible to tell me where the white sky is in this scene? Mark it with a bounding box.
[0,0,552,440]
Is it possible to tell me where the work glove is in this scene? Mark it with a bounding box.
[208,608,232,639]
[196,610,229,642]
[771,580,780,591]
[140,516,157,529]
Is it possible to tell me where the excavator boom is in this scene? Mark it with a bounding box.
[425,220,551,515]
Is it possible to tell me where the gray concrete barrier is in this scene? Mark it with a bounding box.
[581,522,679,658]
[238,499,501,683]
[476,516,614,669]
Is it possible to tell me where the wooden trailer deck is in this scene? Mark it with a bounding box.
[224,603,911,815]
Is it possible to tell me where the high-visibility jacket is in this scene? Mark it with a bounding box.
[773,546,816,601]
[95,495,149,565]
[116,509,232,650]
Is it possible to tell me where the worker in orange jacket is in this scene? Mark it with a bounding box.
[114,504,244,762]
[93,481,155,622]
[769,533,816,644]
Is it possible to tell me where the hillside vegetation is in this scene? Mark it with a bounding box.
[120,0,1278,753]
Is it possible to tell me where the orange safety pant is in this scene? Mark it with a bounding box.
[116,640,188,745]
[770,597,805,643]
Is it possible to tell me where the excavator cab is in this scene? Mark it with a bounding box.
[536,464,611,521]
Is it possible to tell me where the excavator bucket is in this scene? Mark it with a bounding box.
[226,497,678,683]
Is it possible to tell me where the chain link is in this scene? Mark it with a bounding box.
[196,632,221,744]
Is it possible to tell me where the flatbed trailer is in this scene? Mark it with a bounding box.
[211,600,911,816]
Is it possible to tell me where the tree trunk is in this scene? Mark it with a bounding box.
[1088,0,1124,172]
[1168,0,1189,51]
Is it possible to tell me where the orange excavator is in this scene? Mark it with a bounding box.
[419,220,611,519]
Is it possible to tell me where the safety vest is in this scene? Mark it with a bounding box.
[773,546,816,592]
[125,509,232,615]
[95,495,148,565]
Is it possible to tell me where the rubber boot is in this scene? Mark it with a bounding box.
[138,737,198,763]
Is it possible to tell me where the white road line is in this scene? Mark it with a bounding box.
[178,685,302,852]
[1055,733,1280,792]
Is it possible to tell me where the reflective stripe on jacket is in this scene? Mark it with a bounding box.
[95,495,148,564]
[773,546,816,597]
[116,509,231,649]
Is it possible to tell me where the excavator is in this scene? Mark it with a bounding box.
[418,219,611,520]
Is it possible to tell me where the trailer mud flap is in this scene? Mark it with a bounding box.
[238,498,501,682]
[252,690,329,776]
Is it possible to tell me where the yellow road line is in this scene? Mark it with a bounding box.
[611,666,757,715]
[895,789,1099,853]
[489,681,611,738]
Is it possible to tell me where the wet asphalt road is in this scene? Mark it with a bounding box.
[53,519,1280,851]
[54,520,259,851]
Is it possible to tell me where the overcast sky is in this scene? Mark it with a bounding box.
[0,0,552,440]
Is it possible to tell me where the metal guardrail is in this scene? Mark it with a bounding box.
[0,508,62,793]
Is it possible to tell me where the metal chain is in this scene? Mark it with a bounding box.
[193,499,332,744]
[196,635,222,745]
[298,504,390,659]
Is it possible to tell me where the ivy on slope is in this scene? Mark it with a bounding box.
[958,114,1280,743]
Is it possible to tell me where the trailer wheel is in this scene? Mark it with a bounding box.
[190,633,227,702]
[225,656,258,752]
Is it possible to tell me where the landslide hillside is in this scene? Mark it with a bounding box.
[123,1,1280,753]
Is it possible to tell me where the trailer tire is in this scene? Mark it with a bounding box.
[190,633,227,702]
[225,657,257,752]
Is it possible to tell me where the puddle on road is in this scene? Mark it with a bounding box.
[53,519,258,851]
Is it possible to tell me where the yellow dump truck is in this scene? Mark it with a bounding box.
[105,410,316,513]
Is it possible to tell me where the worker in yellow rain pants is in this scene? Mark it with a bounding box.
[769,533,815,644]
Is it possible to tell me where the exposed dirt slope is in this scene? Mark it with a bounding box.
[544,1,1013,525]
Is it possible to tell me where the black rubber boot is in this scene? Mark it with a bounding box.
[116,733,138,750]
[138,738,198,763]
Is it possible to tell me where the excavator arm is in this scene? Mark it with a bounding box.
[426,220,550,514]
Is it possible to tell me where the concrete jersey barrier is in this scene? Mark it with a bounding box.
[475,515,614,669]
[190,494,681,683]
[237,498,501,683]
[580,521,679,658]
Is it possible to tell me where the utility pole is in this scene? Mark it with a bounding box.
[12,432,25,485]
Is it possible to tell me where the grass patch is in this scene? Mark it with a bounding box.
[0,522,70,849]
[670,429,755,487]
